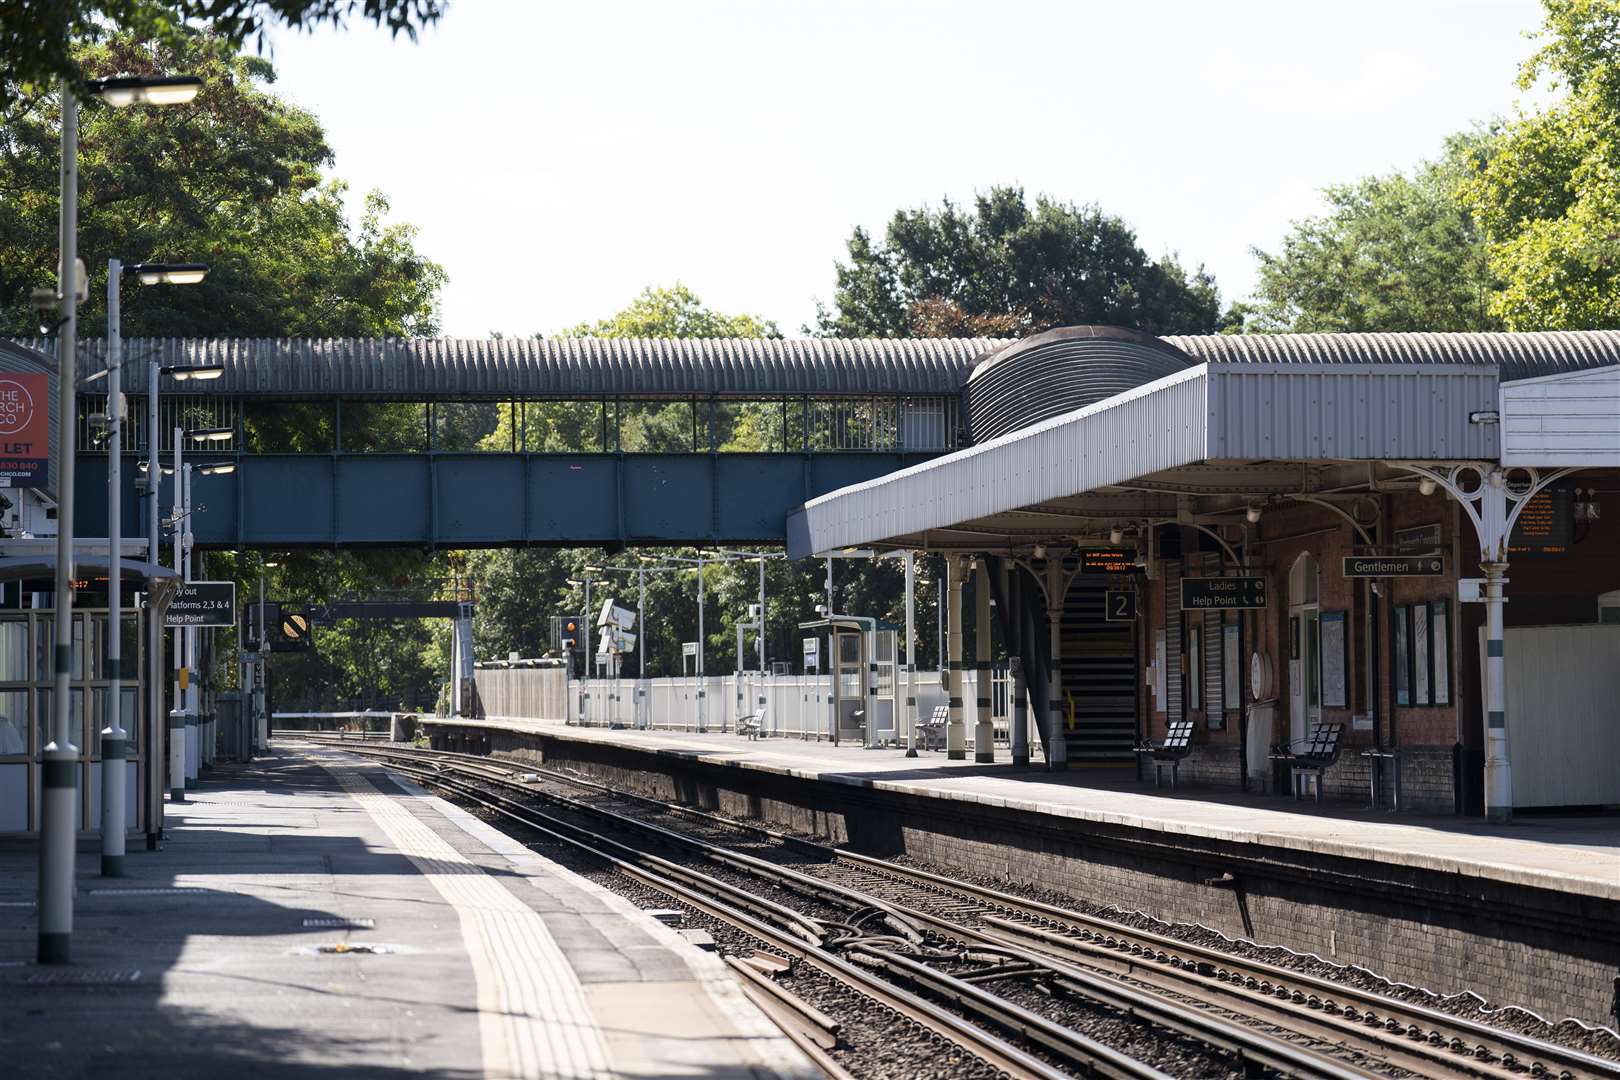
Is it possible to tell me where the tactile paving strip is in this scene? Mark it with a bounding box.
[321,755,613,1080]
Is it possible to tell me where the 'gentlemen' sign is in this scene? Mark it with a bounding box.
[1342,556,1445,578]
[0,374,49,487]
[1180,576,1267,610]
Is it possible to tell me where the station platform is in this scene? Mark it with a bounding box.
[445,718,1620,904]
[0,744,814,1080]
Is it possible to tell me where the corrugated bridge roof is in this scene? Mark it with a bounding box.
[48,337,1001,399]
[26,329,1620,400]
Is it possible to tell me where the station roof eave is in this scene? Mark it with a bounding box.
[785,361,1502,558]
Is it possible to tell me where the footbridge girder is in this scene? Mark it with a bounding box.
[76,450,936,548]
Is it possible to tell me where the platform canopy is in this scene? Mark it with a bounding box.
[787,360,1508,557]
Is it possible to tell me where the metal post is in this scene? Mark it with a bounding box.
[183,463,197,781]
[757,555,766,672]
[636,566,646,727]
[824,556,833,613]
[696,556,706,732]
[1483,560,1512,824]
[255,570,267,751]
[1045,558,1067,770]
[974,559,994,764]
[168,425,185,802]
[100,260,128,876]
[147,359,159,566]
[39,79,80,964]
[945,555,965,760]
[903,550,917,757]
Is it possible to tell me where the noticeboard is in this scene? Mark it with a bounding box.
[1507,486,1574,557]
[0,373,49,487]
[166,581,237,627]
[1180,576,1266,610]
[1080,548,1135,574]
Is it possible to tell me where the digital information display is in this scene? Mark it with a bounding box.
[1507,487,1574,557]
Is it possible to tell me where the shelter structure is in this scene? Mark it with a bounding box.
[789,326,1620,822]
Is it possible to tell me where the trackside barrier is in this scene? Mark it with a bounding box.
[563,669,1038,755]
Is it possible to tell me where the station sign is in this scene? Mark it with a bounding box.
[0,373,49,487]
[1342,555,1445,578]
[1080,548,1136,574]
[1104,589,1137,622]
[1180,576,1266,610]
[166,581,237,627]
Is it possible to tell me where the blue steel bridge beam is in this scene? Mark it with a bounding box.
[77,450,939,548]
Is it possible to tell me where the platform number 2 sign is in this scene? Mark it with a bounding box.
[1104,590,1137,622]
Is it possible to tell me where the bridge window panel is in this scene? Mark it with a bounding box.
[808,398,897,451]
[340,401,426,453]
[243,401,335,453]
[431,401,501,451]
[78,395,240,453]
[714,400,796,452]
[519,400,607,452]
[618,400,696,453]
[899,397,958,451]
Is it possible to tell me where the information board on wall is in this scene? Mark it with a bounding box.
[1507,486,1574,557]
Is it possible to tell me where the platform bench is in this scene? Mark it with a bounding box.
[1270,722,1345,802]
[919,705,948,751]
[736,712,764,741]
[1135,719,1196,790]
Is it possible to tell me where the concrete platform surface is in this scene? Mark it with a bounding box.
[0,745,814,1080]
[457,718,1620,902]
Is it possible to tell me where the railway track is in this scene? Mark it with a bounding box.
[300,736,1618,1080]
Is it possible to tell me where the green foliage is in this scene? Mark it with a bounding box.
[0,33,445,338]
[815,186,1223,337]
[0,0,443,109]
[1459,0,1620,329]
[1247,136,1500,333]
[564,283,780,339]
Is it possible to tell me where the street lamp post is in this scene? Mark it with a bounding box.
[40,70,203,966]
[99,261,209,878]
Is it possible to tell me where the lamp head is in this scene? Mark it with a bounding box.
[90,75,203,108]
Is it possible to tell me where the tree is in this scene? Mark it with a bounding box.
[1246,135,1500,333]
[815,186,1223,337]
[0,32,445,338]
[564,283,779,338]
[1459,0,1620,329]
[1,0,444,109]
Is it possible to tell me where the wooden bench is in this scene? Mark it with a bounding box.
[1270,722,1345,802]
[1135,719,1195,790]
[736,712,764,741]
[919,705,949,751]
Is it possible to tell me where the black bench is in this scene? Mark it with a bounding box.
[1135,719,1195,790]
[919,704,949,751]
[1270,722,1345,802]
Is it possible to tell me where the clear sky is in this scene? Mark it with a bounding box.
[263,0,1547,338]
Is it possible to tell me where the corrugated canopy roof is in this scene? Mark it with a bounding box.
[43,337,1001,399]
[1165,330,1620,383]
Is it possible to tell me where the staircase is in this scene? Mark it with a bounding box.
[1057,580,1138,765]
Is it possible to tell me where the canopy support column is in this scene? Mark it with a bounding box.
[974,559,994,763]
[945,555,965,760]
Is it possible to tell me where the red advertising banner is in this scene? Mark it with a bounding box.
[0,373,49,487]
